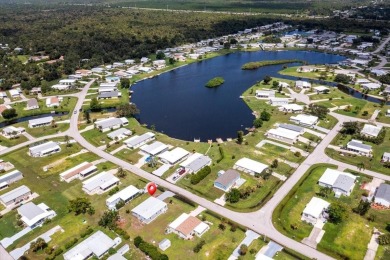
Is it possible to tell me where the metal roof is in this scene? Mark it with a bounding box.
[0,185,31,204]
[376,183,390,202]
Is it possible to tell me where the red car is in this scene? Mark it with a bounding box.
[178,168,186,175]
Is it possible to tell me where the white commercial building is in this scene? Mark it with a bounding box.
[17,202,56,229]
[106,185,140,210]
[131,197,168,224]
[158,147,189,165]
[290,114,319,127]
[29,141,61,157]
[63,231,117,260]
[167,213,210,239]
[28,116,54,128]
[233,158,268,176]
[301,197,330,225]
[94,117,129,132]
[82,172,120,195]
[59,162,97,182]
[318,168,357,197]
[124,132,155,149]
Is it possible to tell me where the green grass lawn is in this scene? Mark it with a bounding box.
[0,135,28,147]
[272,163,388,260]
[279,66,336,82]
[317,115,338,130]
[3,97,77,123]
[327,129,390,175]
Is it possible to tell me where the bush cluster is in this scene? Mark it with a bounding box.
[134,236,168,260]
[193,240,206,253]
[190,166,211,184]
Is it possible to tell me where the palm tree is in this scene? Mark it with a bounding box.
[64,135,70,147]
[117,167,126,178]
[357,162,365,172]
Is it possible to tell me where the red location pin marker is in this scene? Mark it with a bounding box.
[146,182,157,196]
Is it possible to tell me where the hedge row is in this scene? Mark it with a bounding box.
[216,146,225,163]
[134,236,168,260]
[190,166,211,184]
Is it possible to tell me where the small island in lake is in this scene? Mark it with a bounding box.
[241,59,302,70]
[205,77,225,88]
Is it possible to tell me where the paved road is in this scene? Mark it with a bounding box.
[3,78,390,260]
[372,36,390,69]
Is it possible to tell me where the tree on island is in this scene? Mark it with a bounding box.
[205,77,225,88]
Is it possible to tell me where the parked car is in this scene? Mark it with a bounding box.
[178,168,185,175]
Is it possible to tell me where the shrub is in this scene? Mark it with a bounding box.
[64,238,78,249]
[190,166,211,184]
[193,240,206,253]
[134,236,143,248]
[108,186,120,196]
[115,200,125,210]
[253,118,263,128]
[216,146,225,163]
[134,236,168,259]
[260,110,271,121]
[53,248,63,256]
[239,244,248,255]
[80,227,94,238]
[378,234,390,245]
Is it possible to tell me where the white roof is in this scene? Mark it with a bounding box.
[234,158,268,174]
[29,141,60,155]
[318,168,356,186]
[140,141,168,155]
[17,202,52,227]
[131,197,167,220]
[59,79,76,84]
[267,127,300,140]
[152,164,170,176]
[347,140,372,153]
[82,172,119,192]
[9,89,19,96]
[159,147,189,164]
[29,116,53,126]
[361,124,382,137]
[302,197,330,218]
[290,114,318,125]
[107,128,131,139]
[106,185,140,204]
[63,231,116,260]
[59,162,91,178]
[281,104,303,111]
[313,86,329,91]
[270,97,290,102]
[180,153,202,167]
[124,132,155,148]
[194,222,209,234]
[95,117,128,129]
[361,83,381,89]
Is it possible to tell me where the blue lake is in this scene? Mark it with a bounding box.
[131,51,346,141]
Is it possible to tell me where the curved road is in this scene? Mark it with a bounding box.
[4,74,389,259]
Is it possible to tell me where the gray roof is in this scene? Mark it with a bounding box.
[186,155,211,172]
[125,132,155,147]
[63,231,116,260]
[17,202,44,220]
[29,141,59,155]
[279,123,304,133]
[0,170,22,184]
[333,174,355,192]
[99,91,119,98]
[27,98,38,107]
[0,185,31,204]
[348,140,372,151]
[215,169,240,187]
[376,183,390,202]
[107,128,131,139]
